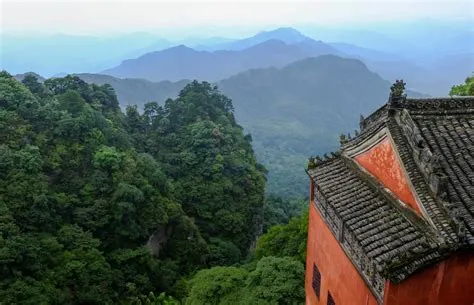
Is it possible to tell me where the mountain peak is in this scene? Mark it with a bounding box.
[208,27,311,51]
[261,27,303,35]
[255,27,309,43]
[167,44,194,51]
[140,44,196,58]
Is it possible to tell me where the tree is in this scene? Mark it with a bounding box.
[0,71,39,118]
[125,292,180,305]
[450,75,474,96]
[145,81,266,258]
[0,75,202,303]
[58,90,86,116]
[186,256,305,305]
[241,256,305,305]
[21,74,47,98]
[186,266,248,305]
[255,211,308,263]
[44,75,93,102]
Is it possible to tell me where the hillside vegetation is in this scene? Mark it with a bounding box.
[0,72,309,304]
[17,55,428,198]
[62,56,424,197]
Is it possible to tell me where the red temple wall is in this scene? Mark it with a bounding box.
[305,203,379,305]
[383,251,474,305]
[354,137,421,214]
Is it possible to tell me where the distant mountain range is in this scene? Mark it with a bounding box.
[17,55,426,196]
[99,27,472,95]
[5,24,472,95]
[101,38,340,82]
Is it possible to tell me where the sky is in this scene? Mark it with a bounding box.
[1,0,473,37]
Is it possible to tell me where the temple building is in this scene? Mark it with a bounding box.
[305,81,474,305]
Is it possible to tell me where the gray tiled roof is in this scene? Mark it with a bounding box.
[307,95,474,301]
[411,111,474,243]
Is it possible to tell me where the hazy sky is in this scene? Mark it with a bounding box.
[2,0,473,36]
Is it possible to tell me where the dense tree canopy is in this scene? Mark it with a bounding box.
[185,209,309,305]
[122,80,267,260]
[255,211,308,263]
[186,256,305,305]
[0,72,274,303]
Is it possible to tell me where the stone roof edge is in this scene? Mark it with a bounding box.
[342,127,387,158]
[307,157,386,302]
[307,151,341,171]
[391,96,474,113]
[360,103,389,132]
[308,198,385,304]
[341,104,389,150]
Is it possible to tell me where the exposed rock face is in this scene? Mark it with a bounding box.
[147,225,173,256]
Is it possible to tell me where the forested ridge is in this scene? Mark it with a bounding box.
[0,72,307,304]
[18,55,406,198]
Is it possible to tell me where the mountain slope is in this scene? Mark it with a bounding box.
[101,39,340,82]
[218,56,428,196]
[90,55,430,197]
[73,73,189,107]
[14,72,47,82]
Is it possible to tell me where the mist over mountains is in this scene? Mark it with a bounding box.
[15,55,427,196]
[101,39,340,82]
[4,21,472,95]
[6,21,473,196]
[98,26,472,95]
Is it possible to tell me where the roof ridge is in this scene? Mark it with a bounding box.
[340,104,389,150]
[307,151,341,170]
[390,96,474,112]
[406,96,474,101]
[360,104,389,132]
[344,94,474,150]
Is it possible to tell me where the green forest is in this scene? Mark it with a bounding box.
[0,72,308,304]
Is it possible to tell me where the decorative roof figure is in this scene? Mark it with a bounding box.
[389,79,407,101]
